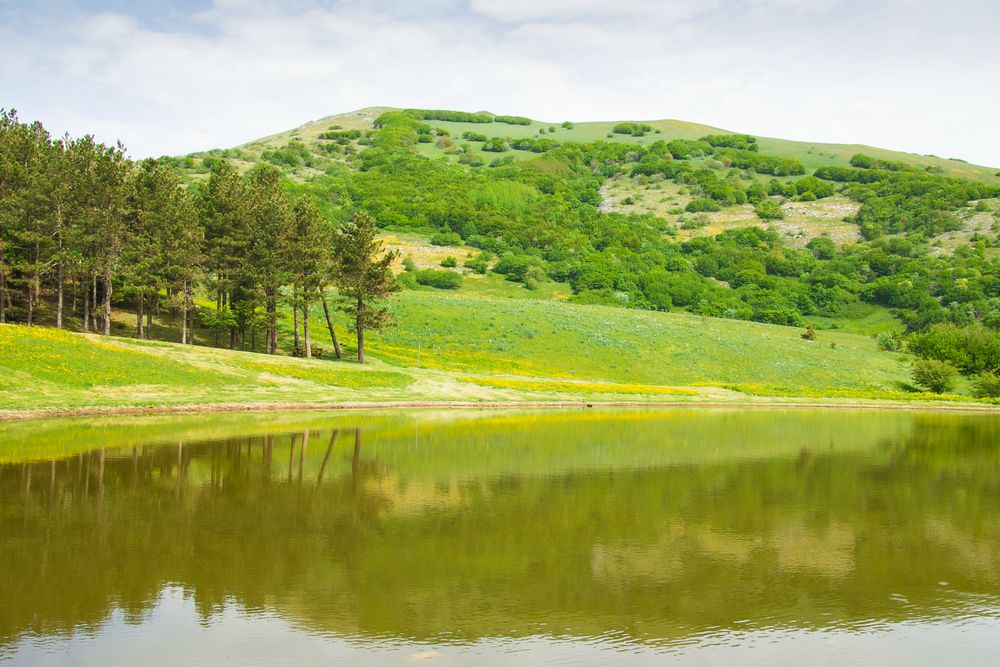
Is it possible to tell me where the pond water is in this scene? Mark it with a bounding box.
[1,408,999,665]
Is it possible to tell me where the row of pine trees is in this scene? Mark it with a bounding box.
[0,110,397,363]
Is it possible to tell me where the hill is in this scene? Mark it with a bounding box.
[182,106,1000,183]
[3,105,1000,416]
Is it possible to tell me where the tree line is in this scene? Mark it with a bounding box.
[0,109,397,362]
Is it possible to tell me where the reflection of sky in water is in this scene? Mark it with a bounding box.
[6,587,1000,666]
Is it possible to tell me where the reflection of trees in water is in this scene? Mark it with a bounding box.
[1,415,999,649]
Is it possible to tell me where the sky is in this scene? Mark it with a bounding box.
[1,0,998,166]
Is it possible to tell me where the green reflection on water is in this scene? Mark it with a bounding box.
[1,409,999,661]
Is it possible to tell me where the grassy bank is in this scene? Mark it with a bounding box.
[2,300,996,420]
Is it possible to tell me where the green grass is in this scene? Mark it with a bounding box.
[367,289,912,390]
[0,323,428,412]
[6,286,996,417]
[187,106,999,185]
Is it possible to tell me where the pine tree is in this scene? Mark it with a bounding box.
[332,211,399,364]
[287,197,330,358]
[245,165,291,354]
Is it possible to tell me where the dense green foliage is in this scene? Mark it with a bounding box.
[908,323,1000,374]
[414,268,462,289]
[911,358,958,393]
[4,105,1000,381]
[0,109,396,362]
[613,122,653,137]
[311,110,999,334]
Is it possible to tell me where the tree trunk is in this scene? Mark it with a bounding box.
[293,291,300,353]
[188,282,195,345]
[356,295,365,364]
[267,291,277,355]
[55,204,64,329]
[0,240,5,323]
[102,270,112,335]
[82,277,89,332]
[27,242,39,326]
[91,275,98,332]
[321,295,342,359]
[181,283,188,345]
[56,260,64,329]
[303,301,311,358]
[137,294,144,338]
[147,295,154,335]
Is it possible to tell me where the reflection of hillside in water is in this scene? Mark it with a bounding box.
[1,410,999,650]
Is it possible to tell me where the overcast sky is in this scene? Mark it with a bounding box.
[2,0,997,165]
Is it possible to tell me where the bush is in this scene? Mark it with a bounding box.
[465,252,491,274]
[911,359,958,393]
[908,323,1000,374]
[415,269,462,289]
[686,198,721,213]
[430,231,462,246]
[754,199,784,220]
[613,122,653,137]
[402,256,417,272]
[482,137,509,152]
[494,115,532,126]
[801,325,817,341]
[440,255,457,268]
[971,372,1000,398]
[494,253,542,282]
[875,331,903,352]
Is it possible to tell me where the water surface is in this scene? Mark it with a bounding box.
[1,408,999,665]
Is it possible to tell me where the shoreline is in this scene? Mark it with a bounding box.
[3,398,1000,422]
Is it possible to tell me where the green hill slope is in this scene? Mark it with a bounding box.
[1,294,984,417]
[182,107,998,183]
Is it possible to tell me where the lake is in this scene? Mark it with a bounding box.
[1,408,999,665]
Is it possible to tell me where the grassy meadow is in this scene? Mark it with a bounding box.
[3,265,996,418]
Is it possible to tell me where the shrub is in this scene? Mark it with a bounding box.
[482,137,509,152]
[801,325,817,341]
[875,331,903,352]
[908,323,1000,374]
[430,231,462,246]
[494,254,542,282]
[440,255,457,268]
[911,359,958,393]
[494,115,532,125]
[465,252,491,274]
[971,372,1000,398]
[613,122,653,137]
[415,269,462,289]
[754,199,784,220]
[402,256,417,272]
[686,198,721,213]
[396,272,417,289]
[561,121,574,129]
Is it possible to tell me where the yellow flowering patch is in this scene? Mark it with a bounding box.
[457,375,697,396]
[711,382,999,404]
[0,324,225,388]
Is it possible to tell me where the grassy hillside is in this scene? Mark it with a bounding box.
[181,107,999,184]
[3,288,993,418]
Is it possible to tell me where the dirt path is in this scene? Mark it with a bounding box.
[3,399,1000,422]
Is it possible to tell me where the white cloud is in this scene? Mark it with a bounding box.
[0,0,997,166]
